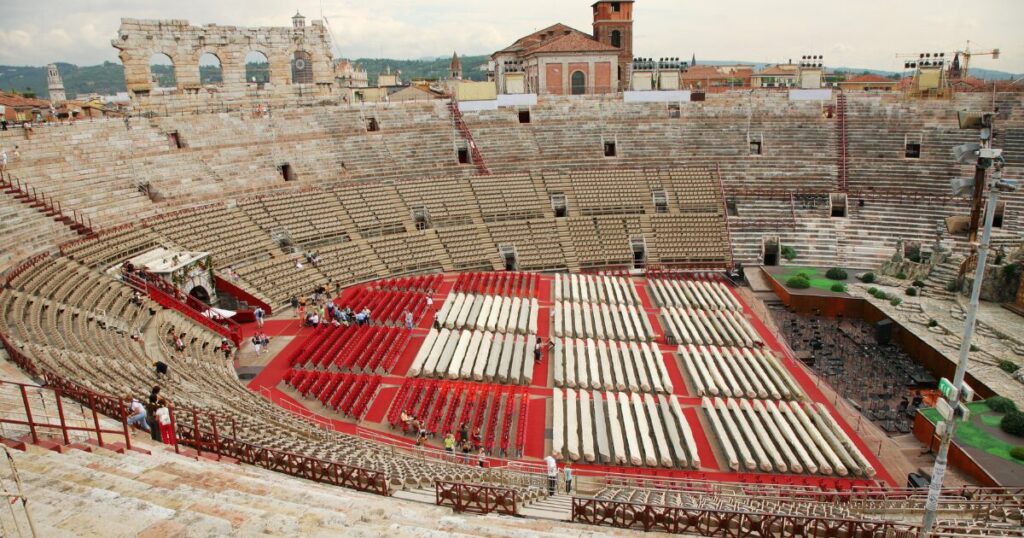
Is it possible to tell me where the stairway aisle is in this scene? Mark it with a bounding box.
[518,490,574,521]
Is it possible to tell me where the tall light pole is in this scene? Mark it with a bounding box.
[919,113,1015,536]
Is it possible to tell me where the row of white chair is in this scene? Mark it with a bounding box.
[678,345,803,401]
[553,301,654,342]
[702,397,876,478]
[553,273,641,306]
[552,388,700,469]
[660,306,761,348]
[408,328,536,385]
[436,293,539,335]
[648,278,742,311]
[552,338,674,394]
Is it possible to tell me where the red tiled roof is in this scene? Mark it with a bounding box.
[754,66,797,77]
[842,74,894,84]
[0,92,49,109]
[497,22,617,56]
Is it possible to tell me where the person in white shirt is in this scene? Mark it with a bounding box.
[545,451,559,495]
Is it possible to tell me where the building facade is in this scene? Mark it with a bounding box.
[492,1,634,95]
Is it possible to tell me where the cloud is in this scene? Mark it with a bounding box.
[0,0,1020,73]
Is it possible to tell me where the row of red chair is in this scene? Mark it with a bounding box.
[339,288,427,326]
[372,274,443,294]
[385,379,528,457]
[452,272,539,298]
[289,325,410,374]
[283,369,382,418]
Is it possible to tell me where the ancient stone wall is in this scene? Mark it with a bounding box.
[112,17,335,107]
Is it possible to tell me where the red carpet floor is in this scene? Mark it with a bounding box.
[245,273,893,489]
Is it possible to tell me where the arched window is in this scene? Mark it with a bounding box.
[199,53,223,85]
[245,51,271,84]
[571,71,587,95]
[611,30,622,48]
[148,53,177,90]
[292,51,314,84]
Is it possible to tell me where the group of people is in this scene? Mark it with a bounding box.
[442,423,486,465]
[545,451,574,495]
[126,385,175,445]
[251,332,271,354]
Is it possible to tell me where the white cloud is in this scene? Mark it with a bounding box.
[0,0,1020,73]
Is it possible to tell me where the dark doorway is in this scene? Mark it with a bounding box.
[168,131,184,149]
[905,142,921,159]
[750,140,762,155]
[190,286,211,304]
[763,238,780,266]
[571,71,587,95]
[518,110,531,124]
[457,147,470,164]
[279,163,296,181]
[603,141,617,157]
[367,118,380,132]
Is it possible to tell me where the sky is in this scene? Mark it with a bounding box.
[0,0,1021,73]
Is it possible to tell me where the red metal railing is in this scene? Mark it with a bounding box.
[3,251,51,287]
[214,275,272,316]
[124,268,241,345]
[715,163,735,268]
[0,171,94,235]
[448,101,490,176]
[435,481,518,515]
[836,91,849,193]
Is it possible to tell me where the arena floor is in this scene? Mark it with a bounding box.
[244,272,895,489]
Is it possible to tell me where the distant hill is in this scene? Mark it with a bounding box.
[0,57,1017,100]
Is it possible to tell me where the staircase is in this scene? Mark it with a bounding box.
[448,101,491,176]
[519,491,573,521]
[0,173,94,236]
[836,93,849,193]
[923,253,965,299]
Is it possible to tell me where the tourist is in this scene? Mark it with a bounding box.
[155,398,175,445]
[425,295,434,310]
[0,148,7,172]
[144,394,162,442]
[545,451,558,495]
[477,449,487,468]
[252,333,263,354]
[564,462,573,494]
[154,360,168,379]
[461,437,472,464]
[220,339,232,359]
[432,313,441,331]
[294,258,303,271]
[174,333,186,352]
[471,428,482,452]
[12,146,19,160]
[404,309,414,330]
[355,310,366,326]
[260,333,270,354]
[443,432,456,457]
[290,295,299,314]
[534,339,543,363]
[458,423,469,446]
[254,306,265,328]
[127,397,149,432]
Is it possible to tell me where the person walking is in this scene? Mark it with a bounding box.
[254,306,265,328]
[154,398,175,445]
[564,462,574,494]
[144,394,162,443]
[404,309,414,331]
[545,451,558,496]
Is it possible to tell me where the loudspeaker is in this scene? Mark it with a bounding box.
[875,319,894,345]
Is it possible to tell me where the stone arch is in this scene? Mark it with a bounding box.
[148,53,178,91]
[291,50,314,84]
[245,50,271,84]
[199,52,224,85]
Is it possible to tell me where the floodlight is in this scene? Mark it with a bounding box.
[951,142,982,164]
[957,111,994,130]
[995,178,1019,192]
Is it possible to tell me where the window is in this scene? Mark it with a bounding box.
[367,118,379,132]
[291,51,313,84]
[830,193,848,218]
[610,30,622,48]
[278,163,296,182]
[993,201,1006,228]
[457,147,470,164]
[612,2,621,12]
[668,104,680,119]
[726,200,738,217]
[571,71,587,95]
[905,142,921,159]
[518,110,531,124]
[749,140,762,155]
[603,141,617,157]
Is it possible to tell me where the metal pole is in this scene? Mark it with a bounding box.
[919,185,1000,537]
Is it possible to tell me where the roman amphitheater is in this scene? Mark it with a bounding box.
[0,8,1023,538]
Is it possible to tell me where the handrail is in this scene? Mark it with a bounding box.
[0,445,37,537]
[123,268,241,345]
[0,171,93,236]
[435,481,518,515]
[715,162,735,268]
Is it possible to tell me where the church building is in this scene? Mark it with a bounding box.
[492,1,634,95]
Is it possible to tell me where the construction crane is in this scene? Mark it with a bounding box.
[953,41,1000,80]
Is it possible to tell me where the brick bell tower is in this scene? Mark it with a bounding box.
[592,1,635,90]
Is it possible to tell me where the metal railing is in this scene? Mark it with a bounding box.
[0,446,36,537]
[435,481,518,515]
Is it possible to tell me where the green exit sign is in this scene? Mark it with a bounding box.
[938,378,975,403]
